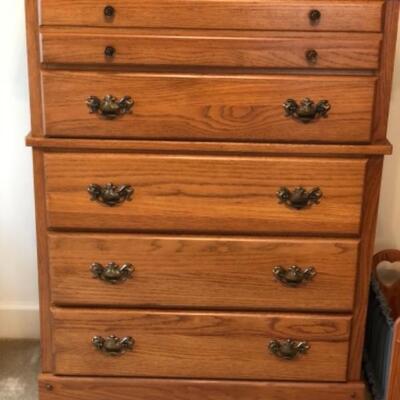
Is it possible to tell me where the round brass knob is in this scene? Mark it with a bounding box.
[306,49,318,64]
[309,9,321,23]
[104,5,115,18]
[105,46,116,58]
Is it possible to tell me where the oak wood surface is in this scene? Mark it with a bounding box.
[48,233,359,311]
[347,157,384,379]
[25,0,43,136]
[39,0,384,33]
[41,71,376,143]
[43,153,366,235]
[32,150,53,372]
[52,308,351,381]
[40,31,381,70]
[39,375,367,400]
[25,0,400,393]
[26,135,393,156]
[373,0,400,142]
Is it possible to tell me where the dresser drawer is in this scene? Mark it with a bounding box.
[52,308,351,381]
[49,233,359,312]
[42,71,376,143]
[39,376,367,400]
[44,154,366,235]
[40,31,381,70]
[39,0,384,33]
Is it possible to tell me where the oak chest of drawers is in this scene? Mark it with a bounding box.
[26,1,399,399]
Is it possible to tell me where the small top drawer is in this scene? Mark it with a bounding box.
[39,0,384,33]
[40,31,382,70]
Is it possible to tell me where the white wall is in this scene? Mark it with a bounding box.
[0,2,39,338]
[0,5,399,338]
[376,26,400,250]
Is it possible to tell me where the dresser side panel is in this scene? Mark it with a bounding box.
[25,0,43,136]
[32,150,53,371]
[348,156,384,380]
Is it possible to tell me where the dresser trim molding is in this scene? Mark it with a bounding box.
[26,135,393,156]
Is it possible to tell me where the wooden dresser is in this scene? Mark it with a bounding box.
[26,1,399,399]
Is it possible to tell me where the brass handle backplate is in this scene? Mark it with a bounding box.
[268,339,310,360]
[277,186,322,210]
[273,266,316,287]
[86,95,134,119]
[91,262,134,284]
[283,98,331,123]
[88,183,134,207]
[92,335,134,356]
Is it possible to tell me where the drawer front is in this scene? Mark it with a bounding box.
[42,71,376,143]
[52,309,351,381]
[49,233,359,312]
[39,0,384,32]
[41,32,381,70]
[39,376,367,400]
[44,154,366,235]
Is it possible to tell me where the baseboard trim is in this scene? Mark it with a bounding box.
[0,303,40,339]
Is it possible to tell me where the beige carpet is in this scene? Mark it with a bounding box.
[0,340,40,400]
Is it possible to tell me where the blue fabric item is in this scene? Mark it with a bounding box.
[363,276,394,400]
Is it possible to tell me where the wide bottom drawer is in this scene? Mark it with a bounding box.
[52,309,351,382]
[39,376,367,400]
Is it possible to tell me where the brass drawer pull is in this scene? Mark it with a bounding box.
[91,262,134,284]
[92,335,134,356]
[283,98,331,123]
[277,186,322,210]
[305,49,318,64]
[268,339,310,360]
[309,9,321,24]
[87,183,134,207]
[273,265,316,287]
[86,95,134,120]
[104,5,115,18]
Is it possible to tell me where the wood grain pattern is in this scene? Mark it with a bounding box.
[32,150,53,372]
[40,31,381,70]
[25,0,43,136]
[348,156,384,379]
[48,233,359,311]
[52,308,351,381]
[41,71,376,143]
[373,0,400,142]
[25,0,400,394]
[43,153,366,235]
[39,375,367,400]
[26,134,393,156]
[39,0,384,32]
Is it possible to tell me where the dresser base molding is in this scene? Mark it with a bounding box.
[39,375,367,400]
